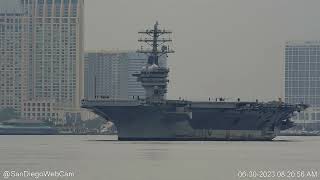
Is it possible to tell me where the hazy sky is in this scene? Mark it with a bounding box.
[85,0,320,101]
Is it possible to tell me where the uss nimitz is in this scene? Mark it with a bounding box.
[81,22,308,141]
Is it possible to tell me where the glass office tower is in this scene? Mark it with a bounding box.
[84,51,167,100]
[285,41,320,130]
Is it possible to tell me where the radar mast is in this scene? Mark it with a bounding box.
[134,22,174,102]
[137,21,174,65]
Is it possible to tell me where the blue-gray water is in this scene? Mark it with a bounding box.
[0,136,319,180]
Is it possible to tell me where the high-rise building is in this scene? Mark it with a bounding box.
[0,1,28,111]
[127,52,150,99]
[19,0,84,122]
[84,51,129,99]
[284,41,320,130]
[21,0,84,107]
[84,50,167,100]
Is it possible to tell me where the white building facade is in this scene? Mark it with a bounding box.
[21,0,84,108]
[21,0,85,122]
[1,0,86,122]
[284,41,320,130]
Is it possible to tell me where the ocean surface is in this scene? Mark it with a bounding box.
[0,135,319,180]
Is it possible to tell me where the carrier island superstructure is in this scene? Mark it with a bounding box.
[81,22,307,140]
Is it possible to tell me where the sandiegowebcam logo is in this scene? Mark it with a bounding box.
[2,170,75,179]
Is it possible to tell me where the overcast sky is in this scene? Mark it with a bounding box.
[85,0,320,101]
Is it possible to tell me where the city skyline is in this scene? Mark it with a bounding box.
[2,0,320,111]
[0,2,319,179]
[85,0,320,101]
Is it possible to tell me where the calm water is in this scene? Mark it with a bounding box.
[0,135,319,180]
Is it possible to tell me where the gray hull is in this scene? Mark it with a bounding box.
[82,100,306,141]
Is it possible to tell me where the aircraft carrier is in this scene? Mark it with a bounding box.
[81,22,307,141]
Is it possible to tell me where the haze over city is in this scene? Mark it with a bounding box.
[85,0,320,101]
[1,1,320,180]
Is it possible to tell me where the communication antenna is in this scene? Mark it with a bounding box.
[137,21,174,65]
